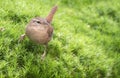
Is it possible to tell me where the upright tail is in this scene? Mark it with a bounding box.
[46,5,58,23]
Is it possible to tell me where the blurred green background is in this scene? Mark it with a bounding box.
[0,0,120,78]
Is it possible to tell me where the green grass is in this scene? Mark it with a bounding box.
[0,0,120,78]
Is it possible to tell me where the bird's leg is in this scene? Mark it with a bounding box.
[18,34,26,42]
[0,27,5,31]
[41,44,48,60]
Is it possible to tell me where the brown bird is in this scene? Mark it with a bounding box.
[19,6,58,60]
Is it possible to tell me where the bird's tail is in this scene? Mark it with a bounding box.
[46,5,58,23]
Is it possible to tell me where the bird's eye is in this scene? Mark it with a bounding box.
[36,21,41,24]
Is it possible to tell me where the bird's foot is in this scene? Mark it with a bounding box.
[18,34,26,43]
[41,50,46,61]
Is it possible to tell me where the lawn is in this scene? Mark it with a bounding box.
[0,0,120,78]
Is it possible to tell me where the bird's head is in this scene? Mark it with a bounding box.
[27,6,58,27]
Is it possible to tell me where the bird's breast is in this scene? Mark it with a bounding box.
[25,26,52,44]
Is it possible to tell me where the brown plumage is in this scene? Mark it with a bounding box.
[19,6,58,60]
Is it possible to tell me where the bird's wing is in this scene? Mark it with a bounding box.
[47,26,53,37]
